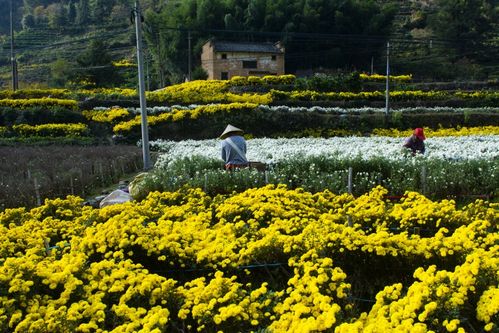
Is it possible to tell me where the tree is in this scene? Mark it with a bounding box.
[67,0,77,24]
[75,40,120,87]
[21,14,36,30]
[191,66,208,80]
[50,58,73,87]
[109,4,130,24]
[244,0,266,29]
[33,5,48,25]
[89,0,110,23]
[142,0,399,78]
[47,3,67,29]
[75,0,90,25]
[428,0,498,59]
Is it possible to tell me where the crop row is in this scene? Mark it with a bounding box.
[0,145,143,209]
[132,135,499,200]
[1,102,497,142]
[0,74,413,100]
[0,87,498,109]
[0,185,497,332]
[133,155,498,201]
[151,135,499,163]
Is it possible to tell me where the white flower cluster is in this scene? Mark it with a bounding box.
[127,105,197,115]
[257,105,499,114]
[151,135,499,168]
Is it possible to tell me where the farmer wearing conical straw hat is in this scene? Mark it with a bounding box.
[220,124,249,170]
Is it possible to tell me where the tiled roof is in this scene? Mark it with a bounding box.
[212,41,283,53]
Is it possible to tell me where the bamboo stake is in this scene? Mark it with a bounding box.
[34,176,41,206]
[347,167,353,227]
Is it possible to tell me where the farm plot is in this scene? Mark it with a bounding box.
[0,145,143,209]
[0,185,497,332]
[139,135,499,200]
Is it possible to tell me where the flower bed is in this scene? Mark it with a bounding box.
[152,135,499,163]
[138,135,499,199]
[0,186,497,332]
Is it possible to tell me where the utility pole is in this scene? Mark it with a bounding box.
[10,0,18,91]
[133,1,151,170]
[385,41,390,117]
[144,49,150,91]
[187,30,192,81]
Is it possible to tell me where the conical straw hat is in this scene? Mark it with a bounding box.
[219,124,244,139]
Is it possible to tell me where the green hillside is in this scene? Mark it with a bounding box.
[0,0,497,90]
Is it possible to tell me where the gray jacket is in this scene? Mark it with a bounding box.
[221,135,248,165]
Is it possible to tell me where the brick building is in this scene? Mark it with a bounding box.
[201,39,285,80]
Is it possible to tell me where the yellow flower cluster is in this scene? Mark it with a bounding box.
[12,123,89,137]
[336,247,499,332]
[230,74,296,85]
[147,79,272,104]
[112,60,136,68]
[82,107,130,123]
[455,90,499,100]
[271,90,385,101]
[147,80,230,103]
[0,185,497,332]
[78,88,138,98]
[0,98,78,109]
[360,73,413,82]
[270,89,499,102]
[372,126,499,137]
[113,102,258,134]
[177,271,276,331]
[270,250,350,332]
[0,88,69,99]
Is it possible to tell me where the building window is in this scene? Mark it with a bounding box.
[221,53,227,59]
[271,55,276,61]
[221,72,229,80]
[242,60,257,69]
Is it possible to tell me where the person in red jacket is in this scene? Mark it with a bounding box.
[403,127,426,155]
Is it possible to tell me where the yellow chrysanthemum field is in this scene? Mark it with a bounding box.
[0,185,497,332]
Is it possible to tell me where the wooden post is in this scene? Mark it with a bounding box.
[120,159,126,175]
[70,176,74,195]
[347,167,353,227]
[44,239,51,256]
[99,163,105,187]
[34,176,41,206]
[421,165,427,196]
[78,168,85,196]
[264,170,268,184]
[348,167,353,194]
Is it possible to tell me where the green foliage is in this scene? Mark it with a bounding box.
[139,155,499,199]
[191,66,208,80]
[428,0,497,53]
[50,59,73,88]
[0,136,95,146]
[75,0,90,25]
[295,72,362,92]
[1,0,498,87]
[0,106,85,127]
[142,0,398,85]
[75,40,121,87]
